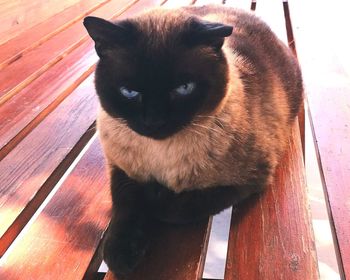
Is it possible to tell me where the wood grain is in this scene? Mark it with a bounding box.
[0,0,135,105]
[0,42,97,160]
[0,75,98,256]
[288,0,350,278]
[0,0,82,45]
[224,123,318,280]
[0,0,110,69]
[0,138,112,280]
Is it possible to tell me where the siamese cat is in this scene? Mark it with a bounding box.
[83,4,302,278]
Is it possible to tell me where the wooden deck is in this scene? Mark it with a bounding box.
[0,0,349,279]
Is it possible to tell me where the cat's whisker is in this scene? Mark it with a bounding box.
[196,115,226,129]
[192,122,239,143]
[187,128,207,139]
[191,122,226,136]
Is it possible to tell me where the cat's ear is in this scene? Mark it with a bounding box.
[184,18,233,50]
[83,16,135,57]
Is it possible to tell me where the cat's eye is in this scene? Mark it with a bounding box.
[173,82,196,96]
[119,86,140,99]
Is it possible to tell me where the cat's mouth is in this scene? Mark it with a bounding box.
[130,123,178,140]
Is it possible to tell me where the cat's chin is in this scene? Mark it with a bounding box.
[134,129,174,140]
[130,125,177,140]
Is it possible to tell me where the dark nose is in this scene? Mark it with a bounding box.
[142,117,166,129]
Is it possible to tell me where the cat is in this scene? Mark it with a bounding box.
[83,4,302,278]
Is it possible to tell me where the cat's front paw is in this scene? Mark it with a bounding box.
[102,226,148,279]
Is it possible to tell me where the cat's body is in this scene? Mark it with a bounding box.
[97,6,300,193]
[84,5,302,278]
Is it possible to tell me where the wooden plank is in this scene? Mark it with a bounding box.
[288,0,350,278]
[0,75,98,256]
[0,0,136,105]
[105,220,212,280]
[0,42,97,160]
[224,1,318,279]
[0,0,110,69]
[224,123,318,280]
[0,0,82,45]
[0,137,112,280]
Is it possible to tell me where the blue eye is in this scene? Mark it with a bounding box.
[119,86,140,99]
[174,82,196,96]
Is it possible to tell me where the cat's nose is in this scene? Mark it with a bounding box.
[142,117,166,129]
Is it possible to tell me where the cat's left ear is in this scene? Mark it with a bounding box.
[83,16,136,57]
[184,18,233,51]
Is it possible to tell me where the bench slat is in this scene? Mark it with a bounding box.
[0,0,135,105]
[0,137,111,280]
[224,1,318,279]
[0,42,97,159]
[0,0,109,69]
[224,123,318,280]
[0,75,98,256]
[288,0,350,278]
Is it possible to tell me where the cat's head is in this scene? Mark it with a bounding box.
[84,9,233,139]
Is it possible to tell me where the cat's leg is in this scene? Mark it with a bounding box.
[102,167,151,278]
[148,183,264,224]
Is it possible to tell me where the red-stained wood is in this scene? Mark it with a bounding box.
[0,0,136,105]
[288,0,350,278]
[0,75,98,257]
[0,0,82,45]
[104,219,212,280]
[0,42,97,160]
[0,0,110,69]
[0,138,112,280]
[224,123,318,280]
[0,0,164,158]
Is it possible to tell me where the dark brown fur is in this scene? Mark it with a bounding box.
[84,5,303,278]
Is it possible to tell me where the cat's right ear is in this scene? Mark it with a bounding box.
[83,16,135,57]
[183,18,233,51]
